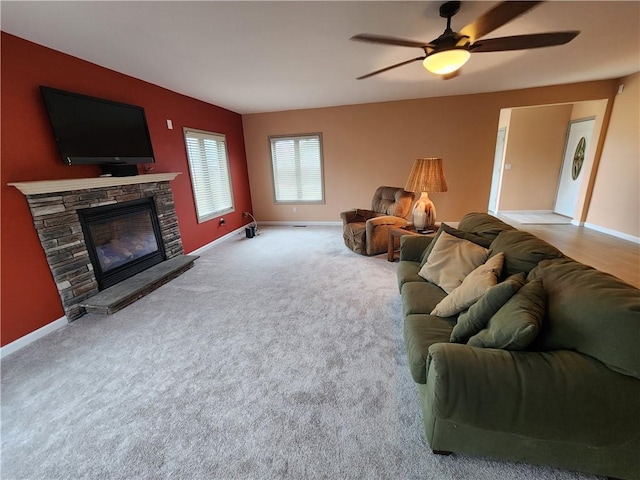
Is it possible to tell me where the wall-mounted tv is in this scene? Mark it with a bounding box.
[40,86,155,170]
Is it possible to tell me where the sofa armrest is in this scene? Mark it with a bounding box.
[426,343,640,446]
[400,235,434,262]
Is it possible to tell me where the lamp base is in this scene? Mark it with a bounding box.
[412,192,437,230]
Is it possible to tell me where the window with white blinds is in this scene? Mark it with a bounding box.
[184,128,234,223]
[269,134,325,204]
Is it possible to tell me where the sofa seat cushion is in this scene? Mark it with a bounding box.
[401,281,448,317]
[404,314,456,384]
[426,343,640,446]
[529,258,640,379]
[397,260,423,292]
[489,229,564,278]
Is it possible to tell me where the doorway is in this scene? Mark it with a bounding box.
[488,100,606,224]
[554,118,595,218]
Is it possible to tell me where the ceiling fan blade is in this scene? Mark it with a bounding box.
[460,1,542,42]
[356,56,426,80]
[351,33,433,49]
[470,31,580,52]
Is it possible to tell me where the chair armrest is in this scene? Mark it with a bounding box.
[426,343,640,445]
[400,235,434,262]
[340,209,378,224]
[367,215,408,228]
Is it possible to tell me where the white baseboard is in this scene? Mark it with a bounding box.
[584,223,640,244]
[260,221,342,227]
[1,315,68,359]
[188,224,251,255]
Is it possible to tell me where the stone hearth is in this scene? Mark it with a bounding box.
[9,173,189,320]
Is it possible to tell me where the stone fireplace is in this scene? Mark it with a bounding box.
[9,173,195,320]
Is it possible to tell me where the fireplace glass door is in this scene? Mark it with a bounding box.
[79,198,166,290]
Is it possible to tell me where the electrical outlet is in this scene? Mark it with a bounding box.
[243,211,249,218]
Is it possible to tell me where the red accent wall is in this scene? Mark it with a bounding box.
[1,32,252,346]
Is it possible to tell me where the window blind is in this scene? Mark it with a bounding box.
[184,129,234,222]
[270,134,324,203]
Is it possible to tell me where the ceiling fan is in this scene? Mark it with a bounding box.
[352,1,580,80]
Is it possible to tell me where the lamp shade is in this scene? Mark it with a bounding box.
[404,158,448,194]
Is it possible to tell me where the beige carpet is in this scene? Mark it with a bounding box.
[1,226,599,479]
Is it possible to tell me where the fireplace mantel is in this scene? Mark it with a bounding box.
[8,172,181,195]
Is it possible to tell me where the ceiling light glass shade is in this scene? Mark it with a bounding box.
[423,49,471,75]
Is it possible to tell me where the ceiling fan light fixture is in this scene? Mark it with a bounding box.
[423,48,471,75]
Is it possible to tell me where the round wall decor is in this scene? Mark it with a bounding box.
[572,137,586,180]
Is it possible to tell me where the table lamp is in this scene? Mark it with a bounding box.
[404,157,448,230]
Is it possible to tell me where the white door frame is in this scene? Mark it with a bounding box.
[488,127,507,214]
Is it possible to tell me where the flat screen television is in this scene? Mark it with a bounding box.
[40,86,155,169]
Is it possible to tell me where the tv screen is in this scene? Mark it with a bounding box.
[40,86,155,166]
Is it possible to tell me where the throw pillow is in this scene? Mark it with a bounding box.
[450,272,526,343]
[419,223,493,266]
[467,278,545,350]
[418,231,491,294]
[431,253,505,318]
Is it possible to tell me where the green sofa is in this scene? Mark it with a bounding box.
[397,212,640,480]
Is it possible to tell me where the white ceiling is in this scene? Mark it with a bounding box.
[2,1,639,114]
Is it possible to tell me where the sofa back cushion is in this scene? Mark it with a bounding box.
[489,230,564,278]
[457,212,515,241]
[529,258,640,379]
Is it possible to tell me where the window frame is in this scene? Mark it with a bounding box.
[183,127,235,223]
[268,132,326,205]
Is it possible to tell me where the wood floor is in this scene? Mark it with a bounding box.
[496,215,640,288]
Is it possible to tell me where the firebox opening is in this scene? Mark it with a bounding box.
[78,198,166,290]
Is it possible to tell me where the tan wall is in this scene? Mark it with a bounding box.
[586,72,640,238]
[499,104,573,211]
[243,80,618,223]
